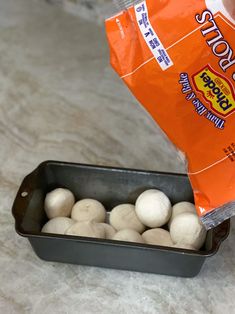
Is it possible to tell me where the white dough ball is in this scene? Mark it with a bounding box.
[71,199,106,223]
[44,188,75,219]
[168,201,196,228]
[41,217,75,234]
[135,189,172,228]
[100,223,116,239]
[110,204,145,233]
[170,212,207,249]
[112,229,144,243]
[173,243,196,250]
[65,221,105,238]
[142,228,174,247]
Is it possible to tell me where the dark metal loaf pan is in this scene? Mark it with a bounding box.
[12,160,230,277]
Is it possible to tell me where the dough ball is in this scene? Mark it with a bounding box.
[71,199,106,223]
[110,204,145,233]
[41,217,75,234]
[223,0,235,19]
[112,229,144,244]
[65,221,105,238]
[44,188,75,219]
[135,189,172,228]
[170,212,207,249]
[168,201,196,228]
[142,228,174,247]
[99,223,116,239]
[173,243,196,250]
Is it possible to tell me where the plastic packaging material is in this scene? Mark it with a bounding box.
[105,0,235,229]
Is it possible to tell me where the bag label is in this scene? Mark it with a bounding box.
[192,65,235,117]
[134,1,173,70]
[179,71,226,129]
[195,9,235,82]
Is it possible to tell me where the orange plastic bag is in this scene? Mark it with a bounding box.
[105,0,235,229]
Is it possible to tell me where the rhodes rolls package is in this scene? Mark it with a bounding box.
[106,0,235,229]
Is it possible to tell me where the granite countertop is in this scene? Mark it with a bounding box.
[0,0,234,313]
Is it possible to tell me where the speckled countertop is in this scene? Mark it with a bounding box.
[0,0,235,313]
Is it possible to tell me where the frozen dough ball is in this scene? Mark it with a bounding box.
[100,223,116,239]
[110,204,145,233]
[44,188,75,219]
[168,201,196,228]
[65,221,105,238]
[41,217,75,234]
[170,212,207,249]
[223,0,235,19]
[112,229,145,244]
[71,199,106,223]
[135,189,172,228]
[173,243,196,250]
[142,228,174,247]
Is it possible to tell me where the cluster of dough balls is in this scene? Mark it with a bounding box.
[42,188,115,240]
[41,188,207,250]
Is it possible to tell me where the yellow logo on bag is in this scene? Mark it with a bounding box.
[192,65,235,117]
